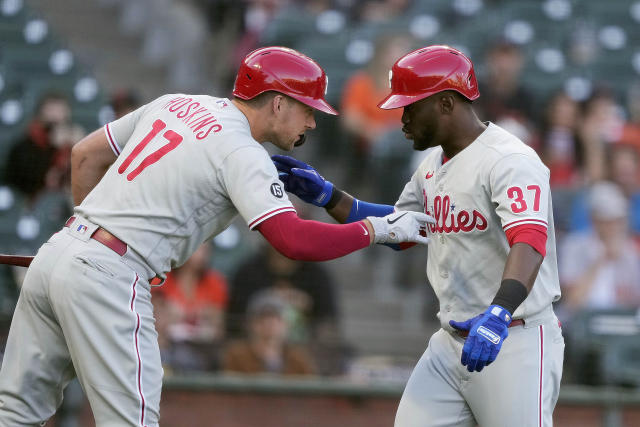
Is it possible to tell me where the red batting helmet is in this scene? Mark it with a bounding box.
[233,46,338,115]
[378,45,480,110]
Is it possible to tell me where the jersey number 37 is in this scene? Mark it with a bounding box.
[507,185,541,213]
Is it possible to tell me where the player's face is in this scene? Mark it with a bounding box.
[272,97,316,151]
[401,96,441,151]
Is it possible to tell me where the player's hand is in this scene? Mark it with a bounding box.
[272,155,334,207]
[449,305,512,372]
[365,211,434,245]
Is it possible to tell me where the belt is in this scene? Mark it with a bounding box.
[65,216,127,256]
[456,319,525,338]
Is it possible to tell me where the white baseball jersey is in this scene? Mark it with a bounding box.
[395,122,561,328]
[76,94,296,276]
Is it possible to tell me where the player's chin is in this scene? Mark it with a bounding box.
[293,134,306,147]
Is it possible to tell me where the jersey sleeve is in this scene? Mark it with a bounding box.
[220,146,295,229]
[490,153,551,233]
[394,169,424,213]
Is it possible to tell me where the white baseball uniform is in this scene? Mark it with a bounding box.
[0,94,296,426]
[393,123,564,427]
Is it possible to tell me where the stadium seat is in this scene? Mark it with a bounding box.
[566,309,640,386]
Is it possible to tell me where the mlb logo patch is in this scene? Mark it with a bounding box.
[77,224,88,234]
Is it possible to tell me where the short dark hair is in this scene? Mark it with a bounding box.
[234,91,279,108]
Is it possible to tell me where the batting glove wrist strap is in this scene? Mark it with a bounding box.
[324,187,343,210]
[491,278,528,315]
[366,211,434,245]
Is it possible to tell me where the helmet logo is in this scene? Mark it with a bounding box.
[388,70,393,88]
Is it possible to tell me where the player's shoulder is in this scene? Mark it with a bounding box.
[478,122,543,164]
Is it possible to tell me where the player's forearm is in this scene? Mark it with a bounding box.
[71,129,117,205]
[257,211,372,261]
[490,242,544,314]
[324,189,355,223]
[501,242,544,292]
[325,189,395,224]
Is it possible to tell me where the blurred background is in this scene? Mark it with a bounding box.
[1,0,640,425]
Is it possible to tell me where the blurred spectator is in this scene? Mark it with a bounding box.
[475,40,535,132]
[47,122,85,192]
[351,0,410,23]
[340,34,412,193]
[226,244,348,374]
[559,181,640,317]
[569,144,640,234]
[4,93,73,198]
[227,244,339,343]
[617,81,640,149]
[222,291,316,376]
[229,0,288,74]
[110,88,141,119]
[140,0,210,91]
[575,89,625,184]
[153,243,228,373]
[1,93,74,260]
[540,91,583,188]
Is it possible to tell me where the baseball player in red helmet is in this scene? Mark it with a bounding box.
[0,46,433,426]
[274,45,564,426]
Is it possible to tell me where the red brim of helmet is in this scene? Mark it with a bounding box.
[290,94,339,115]
[377,93,426,110]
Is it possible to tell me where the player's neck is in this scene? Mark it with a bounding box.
[441,115,487,159]
[231,99,270,143]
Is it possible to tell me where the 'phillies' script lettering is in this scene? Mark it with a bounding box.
[162,97,222,139]
[423,190,488,233]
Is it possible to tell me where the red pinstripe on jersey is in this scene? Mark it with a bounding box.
[248,206,296,229]
[128,274,147,426]
[538,325,544,427]
[104,123,121,156]
[502,218,548,230]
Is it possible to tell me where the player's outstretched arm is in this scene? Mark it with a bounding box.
[256,210,433,262]
[272,154,394,224]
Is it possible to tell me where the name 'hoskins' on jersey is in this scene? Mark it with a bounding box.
[161,96,224,140]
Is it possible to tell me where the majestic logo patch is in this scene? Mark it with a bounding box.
[270,183,284,198]
[425,171,434,179]
[477,326,501,344]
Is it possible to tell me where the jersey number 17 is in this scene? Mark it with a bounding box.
[118,119,184,181]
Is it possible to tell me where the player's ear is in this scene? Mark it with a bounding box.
[439,93,455,115]
[272,94,285,114]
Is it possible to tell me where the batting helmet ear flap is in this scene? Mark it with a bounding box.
[233,46,338,115]
[378,45,480,110]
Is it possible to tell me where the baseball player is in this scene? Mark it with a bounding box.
[274,45,564,426]
[0,47,433,427]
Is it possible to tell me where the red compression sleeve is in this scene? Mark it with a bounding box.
[504,224,547,257]
[256,212,370,261]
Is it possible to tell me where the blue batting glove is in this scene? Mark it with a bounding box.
[449,304,512,372]
[272,155,334,207]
